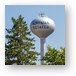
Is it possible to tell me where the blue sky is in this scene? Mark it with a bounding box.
[5,5,65,53]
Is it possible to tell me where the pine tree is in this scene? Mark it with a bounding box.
[5,15,38,65]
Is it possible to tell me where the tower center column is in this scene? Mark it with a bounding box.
[40,38,45,65]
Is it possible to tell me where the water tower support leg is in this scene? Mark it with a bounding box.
[40,38,45,65]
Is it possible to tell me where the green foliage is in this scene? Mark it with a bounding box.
[43,45,65,65]
[5,15,38,65]
[5,15,65,65]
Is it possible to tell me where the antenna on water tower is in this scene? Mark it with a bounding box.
[30,13,55,65]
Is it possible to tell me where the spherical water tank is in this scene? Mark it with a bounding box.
[30,13,55,39]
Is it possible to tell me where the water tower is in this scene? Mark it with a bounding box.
[30,13,55,64]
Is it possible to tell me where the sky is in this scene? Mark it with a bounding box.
[5,5,65,54]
